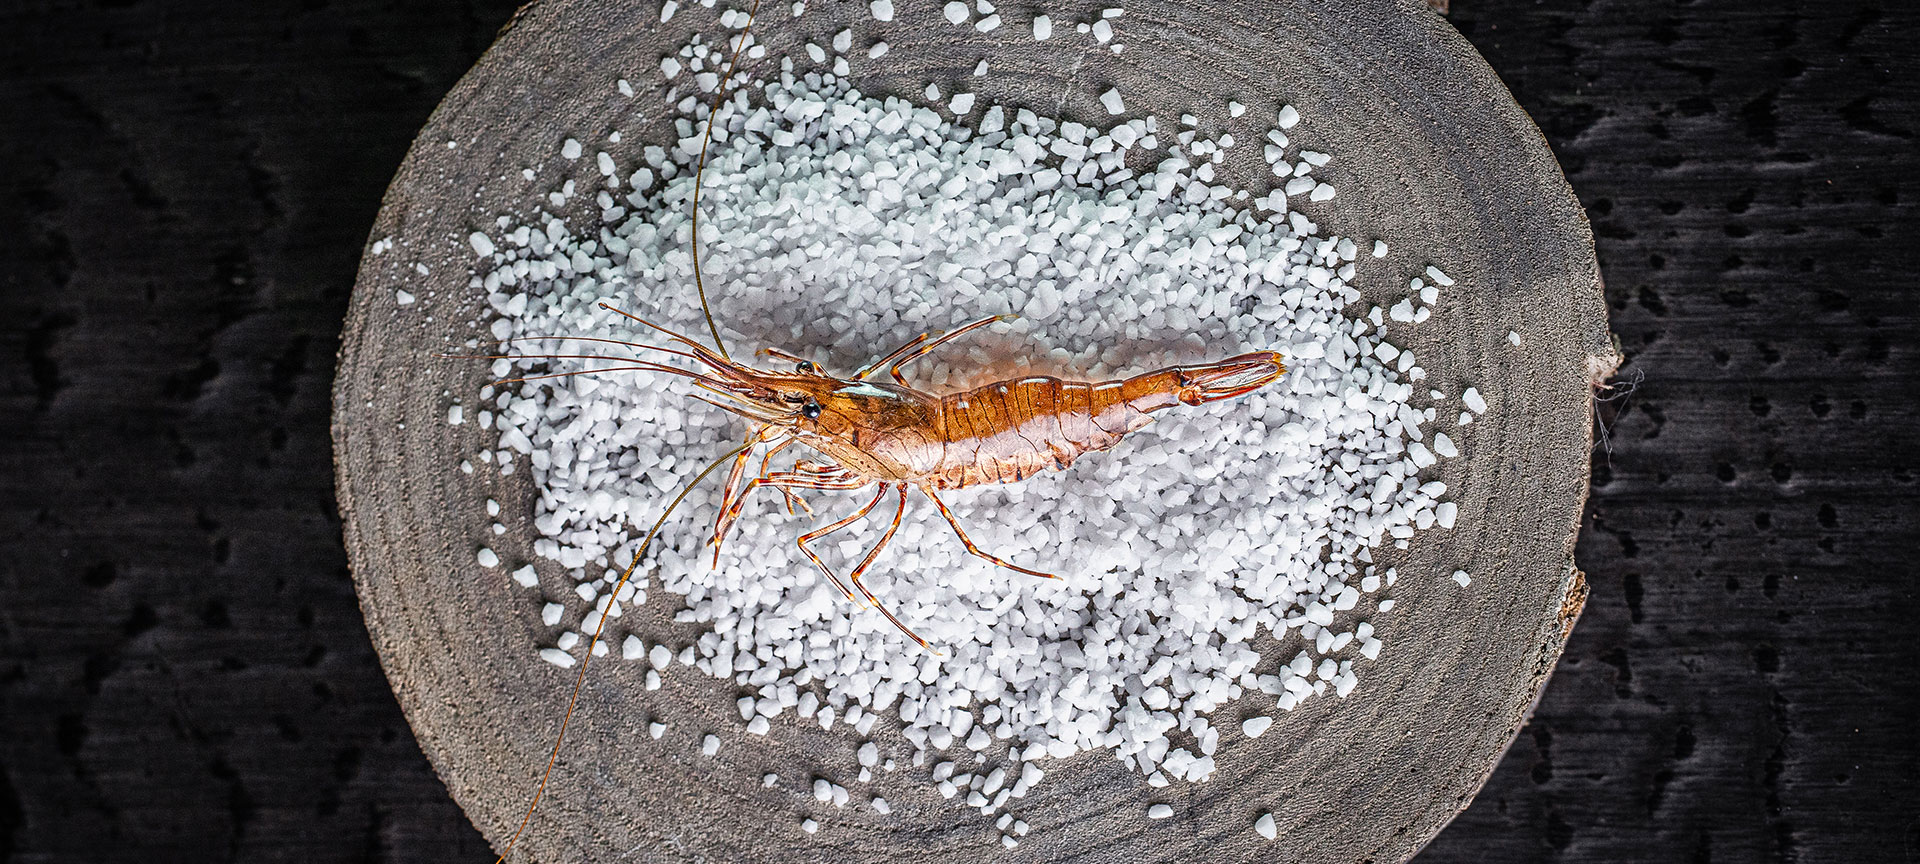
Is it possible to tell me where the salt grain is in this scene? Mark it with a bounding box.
[1100,88,1126,115]
[1255,811,1277,839]
[869,0,893,20]
[1148,803,1175,819]
[1031,14,1051,39]
[1452,570,1472,587]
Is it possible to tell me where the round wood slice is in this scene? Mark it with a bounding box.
[332,0,1616,860]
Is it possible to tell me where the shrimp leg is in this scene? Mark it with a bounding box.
[795,483,887,605]
[709,437,809,565]
[853,314,1005,382]
[753,438,810,515]
[920,485,1057,580]
[842,484,930,649]
[709,433,761,549]
[712,462,857,563]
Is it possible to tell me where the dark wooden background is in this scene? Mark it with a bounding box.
[1,0,1913,861]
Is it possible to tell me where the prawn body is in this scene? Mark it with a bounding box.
[923,354,1287,489]
[649,310,1286,646]
[754,352,1286,489]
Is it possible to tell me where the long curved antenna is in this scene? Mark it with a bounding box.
[689,0,764,359]
[451,335,706,363]
[854,314,1009,380]
[493,440,754,864]
[486,362,721,388]
[440,352,680,365]
[598,303,720,355]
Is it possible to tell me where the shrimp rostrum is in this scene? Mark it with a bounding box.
[605,309,1286,649]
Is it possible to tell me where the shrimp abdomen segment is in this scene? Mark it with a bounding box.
[928,351,1284,489]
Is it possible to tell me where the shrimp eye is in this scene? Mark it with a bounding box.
[795,360,818,374]
[800,399,822,420]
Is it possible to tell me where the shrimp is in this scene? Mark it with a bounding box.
[494,307,1285,648]
[682,313,1287,647]
[476,0,1283,858]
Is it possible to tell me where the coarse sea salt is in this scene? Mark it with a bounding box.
[459,29,1466,818]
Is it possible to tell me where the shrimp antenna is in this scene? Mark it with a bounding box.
[456,335,705,363]
[492,440,755,864]
[689,0,763,360]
